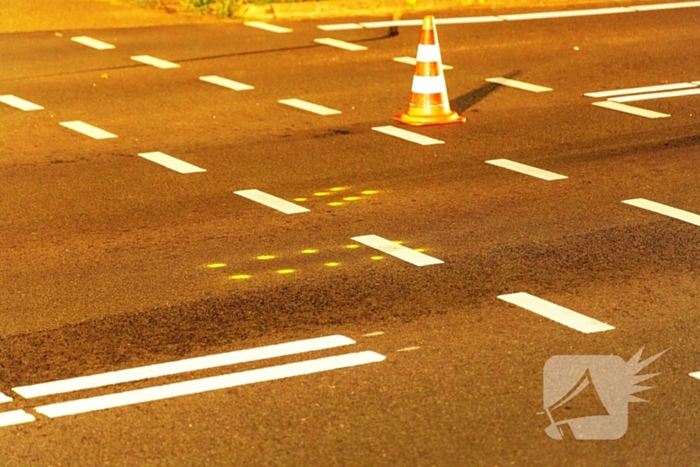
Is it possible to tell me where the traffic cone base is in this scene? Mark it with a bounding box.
[394,109,465,126]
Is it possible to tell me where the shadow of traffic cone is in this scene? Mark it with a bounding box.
[394,15,465,126]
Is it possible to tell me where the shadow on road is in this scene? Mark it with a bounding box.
[450,70,521,114]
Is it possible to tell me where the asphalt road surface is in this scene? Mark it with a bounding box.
[1,4,700,466]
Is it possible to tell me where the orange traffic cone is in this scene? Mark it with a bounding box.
[394,16,465,126]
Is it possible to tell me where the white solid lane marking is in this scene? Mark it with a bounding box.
[0,410,35,427]
[137,152,205,174]
[0,393,12,403]
[631,1,700,11]
[35,351,385,418]
[59,121,117,139]
[351,235,444,266]
[278,98,341,116]
[371,126,444,146]
[690,371,700,380]
[486,77,553,92]
[13,335,353,399]
[436,16,503,24]
[244,21,292,33]
[393,56,453,70]
[584,82,697,98]
[314,38,367,51]
[592,101,670,119]
[485,159,568,181]
[318,23,363,31]
[0,94,43,111]
[234,189,310,214]
[199,75,254,91]
[130,55,180,69]
[71,36,115,50]
[359,19,423,28]
[622,199,700,227]
[609,88,700,103]
[498,292,615,333]
[499,7,633,21]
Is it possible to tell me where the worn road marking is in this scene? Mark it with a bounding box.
[59,121,117,139]
[199,75,254,91]
[371,126,444,146]
[0,410,35,427]
[0,94,43,111]
[362,332,385,337]
[314,38,367,51]
[130,55,180,69]
[351,235,444,266]
[278,98,341,115]
[498,292,615,333]
[35,351,385,418]
[137,152,205,174]
[591,101,670,118]
[609,88,700,103]
[623,199,700,227]
[486,77,552,92]
[244,21,292,33]
[485,159,567,181]
[393,56,453,70]
[13,335,353,399]
[71,36,115,50]
[584,82,697,98]
[499,7,633,20]
[234,189,310,214]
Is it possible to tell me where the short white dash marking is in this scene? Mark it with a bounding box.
[499,7,632,21]
[397,346,420,352]
[314,38,367,51]
[486,77,552,92]
[362,332,385,337]
[0,393,12,403]
[278,98,341,116]
[199,75,254,91]
[318,23,363,31]
[137,152,205,174]
[351,235,444,266]
[584,82,697,98]
[71,36,115,50]
[486,159,567,181]
[609,88,700,103]
[393,56,453,70]
[371,126,444,146]
[35,351,385,418]
[59,121,117,139]
[13,335,353,399]
[690,371,700,380]
[631,1,700,11]
[130,55,180,69]
[592,101,669,118]
[622,199,700,227]
[498,292,615,333]
[234,189,310,214]
[244,21,292,33]
[0,410,35,427]
[0,94,43,111]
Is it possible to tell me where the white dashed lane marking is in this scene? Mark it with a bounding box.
[351,235,444,266]
[318,23,363,31]
[623,199,700,227]
[690,371,700,380]
[234,189,310,214]
[371,126,444,146]
[314,38,367,51]
[278,98,341,115]
[137,152,206,173]
[0,393,11,403]
[393,56,453,70]
[13,335,353,399]
[130,55,180,69]
[498,292,615,334]
[59,121,117,139]
[35,351,385,418]
[485,159,567,181]
[591,101,669,118]
[0,410,35,428]
[608,87,700,103]
[70,36,115,50]
[0,94,43,111]
[486,77,553,92]
[244,21,292,33]
[584,82,698,98]
[199,75,254,91]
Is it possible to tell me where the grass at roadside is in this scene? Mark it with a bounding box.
[131,0,318,18]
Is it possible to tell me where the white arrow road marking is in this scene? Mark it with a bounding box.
[591,101,669,119]
[351,235,444,266]
[13,335,354,399]
[0,94,43,111]
[59,121,117,139]
[314,38,367,51]
[371,126,444,146]
[623,199,700,227]
[278,99,341,116]
[485,159,567,181]
[584,82,697,98]
[71,36,115,50]
[498,292,615,333]
[234,189,310,214]
[137,152,206,174]
[486,77,552,92]
[244,21,292,33]
[35,351,385,418]
[199,75,254,91]
[130,55,180,69]
[0,410,35,427]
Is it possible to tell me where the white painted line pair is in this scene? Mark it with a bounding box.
[586,82,700,119]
